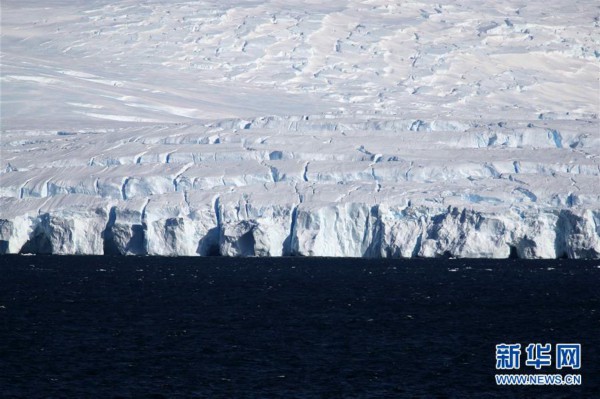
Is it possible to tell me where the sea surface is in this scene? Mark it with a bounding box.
[1,256,599,398]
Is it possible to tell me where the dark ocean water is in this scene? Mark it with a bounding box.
[0,256,599,398]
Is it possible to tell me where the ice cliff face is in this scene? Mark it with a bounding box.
[1,118,599,258]
[1,1,599,258]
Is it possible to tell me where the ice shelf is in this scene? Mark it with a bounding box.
[1,1,599,257]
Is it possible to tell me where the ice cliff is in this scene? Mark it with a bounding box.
[1,1,599,258]
[1,118,599,258]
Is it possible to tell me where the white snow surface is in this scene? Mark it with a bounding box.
[1,0,599,258]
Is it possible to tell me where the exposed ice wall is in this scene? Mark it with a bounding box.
[1,118,599,258]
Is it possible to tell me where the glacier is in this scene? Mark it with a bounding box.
[1,0,599,258]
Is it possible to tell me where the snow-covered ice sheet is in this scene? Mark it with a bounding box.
[1,0,599,257]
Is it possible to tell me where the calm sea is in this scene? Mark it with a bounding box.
[1,256,599,398]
